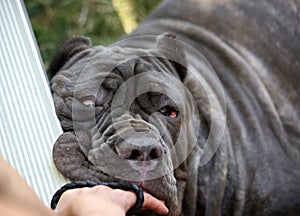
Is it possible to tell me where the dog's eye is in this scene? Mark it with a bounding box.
[159,106,179,118]
[82,99,95,108]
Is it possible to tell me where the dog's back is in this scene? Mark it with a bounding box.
[129,0,300,215]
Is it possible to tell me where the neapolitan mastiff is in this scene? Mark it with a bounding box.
[49,0,300,215]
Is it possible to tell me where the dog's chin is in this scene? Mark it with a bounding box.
[138,181,177,215]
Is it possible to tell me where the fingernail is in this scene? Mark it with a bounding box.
[160,205,169,214]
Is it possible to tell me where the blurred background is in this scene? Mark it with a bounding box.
[24,0,161,72]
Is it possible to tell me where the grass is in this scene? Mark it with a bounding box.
[24,0,161,72]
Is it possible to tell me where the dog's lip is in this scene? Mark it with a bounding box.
[138,184,160,199]
[138,183,169,209]
[91,168,166,201]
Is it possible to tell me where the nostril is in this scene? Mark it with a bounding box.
[128,149,141,160]
[149,147,163,160]
[123,146,163,161]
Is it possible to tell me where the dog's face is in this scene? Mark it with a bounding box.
[50,35,201,215]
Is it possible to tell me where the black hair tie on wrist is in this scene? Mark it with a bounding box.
[50,181,144,216]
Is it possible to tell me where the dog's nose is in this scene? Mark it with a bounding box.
[115,142,163,161]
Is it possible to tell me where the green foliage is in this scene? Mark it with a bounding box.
[127,0,161,23]
[24,0,161,70]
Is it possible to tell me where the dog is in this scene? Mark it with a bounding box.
[50,0,300,215]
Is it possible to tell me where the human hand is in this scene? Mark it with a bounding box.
[55,185,169,216]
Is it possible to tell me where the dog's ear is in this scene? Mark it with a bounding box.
[48,36,91,77]
[156,33,187,81]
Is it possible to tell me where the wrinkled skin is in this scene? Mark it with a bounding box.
[51,37,204,215]
[50,0,300,215]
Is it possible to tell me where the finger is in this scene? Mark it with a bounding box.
[111,189,137,211]
[91,185,113,195]
[142,192,169,215]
